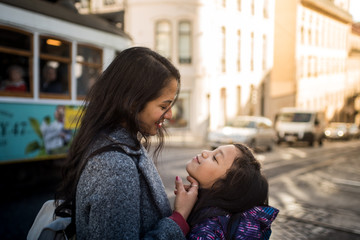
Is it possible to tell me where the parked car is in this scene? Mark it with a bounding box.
[348,123,360,139]
[324,122,351,140]
[207,116,277,152]
[274,108,326,146]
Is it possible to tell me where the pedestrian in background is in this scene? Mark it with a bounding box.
[55,47,199,239]
[184,144,279,239]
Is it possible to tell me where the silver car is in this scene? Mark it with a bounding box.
[207,116,277,151]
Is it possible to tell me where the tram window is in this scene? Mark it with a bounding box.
[39,36,71,98]
[40,60,69,94]
[76,45,102,98]
[0,26,32,97]
[0,27,31,51]
[40,37,70,58]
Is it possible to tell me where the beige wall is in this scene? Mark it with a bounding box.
[268,0,297,120]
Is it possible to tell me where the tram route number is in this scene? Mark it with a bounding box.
[0,121,27,137]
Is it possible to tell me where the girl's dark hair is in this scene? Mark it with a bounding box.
[54,47,180,231]
[187,143,269,239]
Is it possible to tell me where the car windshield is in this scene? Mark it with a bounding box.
[228,119,256,128]
[277,113,312,122]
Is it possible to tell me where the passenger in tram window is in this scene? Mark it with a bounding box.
[41,63,63,93]
[185,144,279,240]
[0,65,27,92]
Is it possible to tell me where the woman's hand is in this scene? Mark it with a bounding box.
[173,175,199,220]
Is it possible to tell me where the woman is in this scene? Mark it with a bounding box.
[183,144,278,239]
[55,47,198,239]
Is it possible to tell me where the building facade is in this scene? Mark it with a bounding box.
[77,0,360,144]
[347,23,360,124]
[269,0,358,124]
[78,0,275,146]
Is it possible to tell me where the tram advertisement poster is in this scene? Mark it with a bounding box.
[0,102,82,163]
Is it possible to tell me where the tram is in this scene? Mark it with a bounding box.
[0,0,132,164]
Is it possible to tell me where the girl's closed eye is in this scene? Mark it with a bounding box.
[212,155,218,163]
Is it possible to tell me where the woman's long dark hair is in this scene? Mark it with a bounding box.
[187,143,269,239]
[54,47,180,232]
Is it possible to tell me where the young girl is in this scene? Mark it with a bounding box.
[54,47,198,239]
[183,143,279,240]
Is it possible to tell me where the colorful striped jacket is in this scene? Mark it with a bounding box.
[187,206,279,240]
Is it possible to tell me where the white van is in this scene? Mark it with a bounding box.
[274,108,326,146]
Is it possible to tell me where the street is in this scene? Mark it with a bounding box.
[1,139,360,239]
[158,139,360,239]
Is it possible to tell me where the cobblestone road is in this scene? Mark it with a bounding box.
[268,140,360,239]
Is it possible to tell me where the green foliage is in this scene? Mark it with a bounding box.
[25,140,40,154]
[29,117,43,139]
[26,117,46,156]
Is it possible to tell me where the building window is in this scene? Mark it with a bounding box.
[301,26,304,44]
[155,20,172,60]
[76,45,103,98]
[178,21,192,64]
[262,35,267,70]
[237,86,242,115]
[237,30,241,72]
[251,0,255,15]
[263,0,269,18]
[166,91,190,128]
[103,0,115,5]
[0,26,33,97]
[220,88,227,125]
[250,32,254,71]
[221,27,226,72]
[39,36,71,99]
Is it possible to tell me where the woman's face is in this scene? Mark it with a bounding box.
[186,145,239,189]
[138,78,178,136]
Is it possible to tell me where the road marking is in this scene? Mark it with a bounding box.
[332,178,360,187]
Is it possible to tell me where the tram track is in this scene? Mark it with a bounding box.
[263,143,359,182]
[267,141,360,238]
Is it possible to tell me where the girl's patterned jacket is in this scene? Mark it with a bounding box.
[187,206,279,240]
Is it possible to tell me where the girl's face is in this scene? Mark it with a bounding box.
[186,145,239,189]
[138,78,178,136]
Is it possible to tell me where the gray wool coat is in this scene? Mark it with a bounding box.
[76,128,185,239]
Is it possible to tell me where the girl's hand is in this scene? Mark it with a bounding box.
[173,176,199,220]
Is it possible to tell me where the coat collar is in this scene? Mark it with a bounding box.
[106,128,172,217]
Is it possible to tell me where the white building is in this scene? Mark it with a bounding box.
[78,0,275,146]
